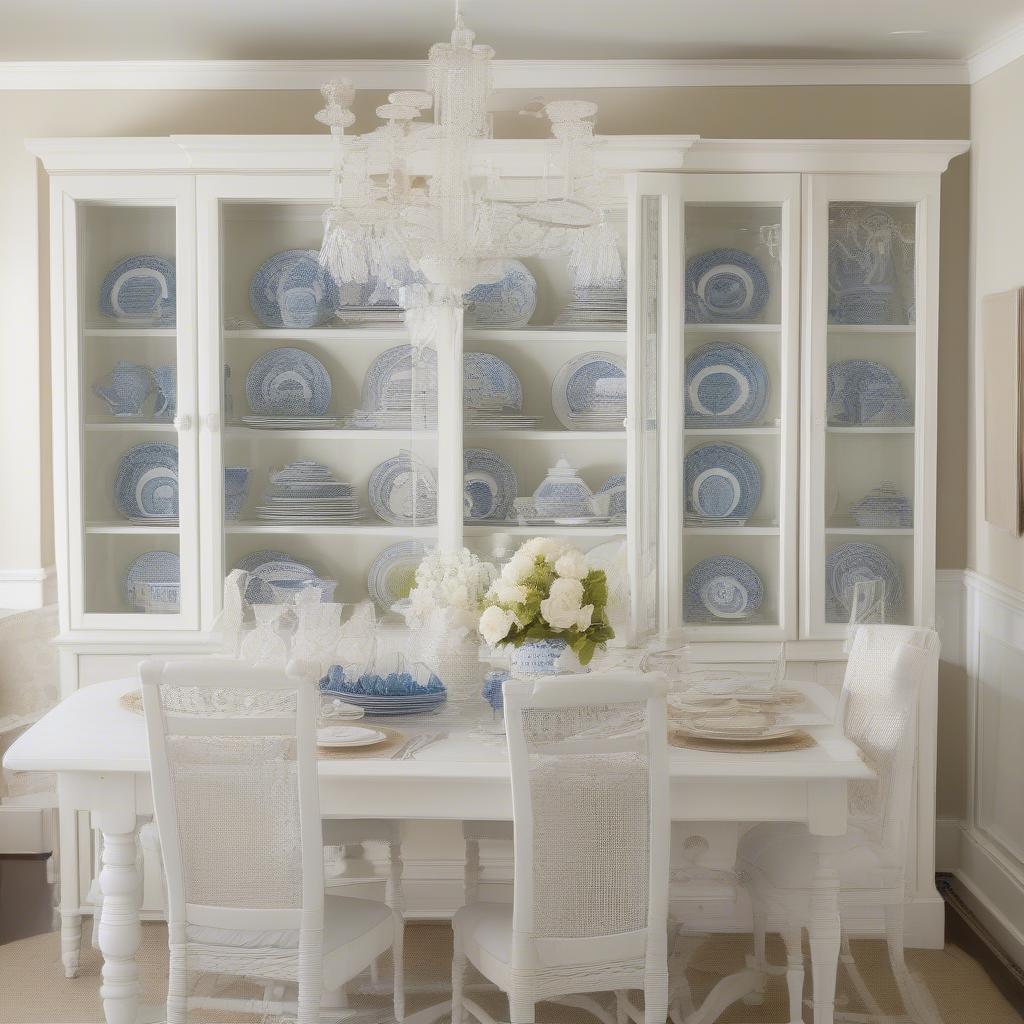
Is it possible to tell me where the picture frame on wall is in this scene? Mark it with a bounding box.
[982,287,1024,536]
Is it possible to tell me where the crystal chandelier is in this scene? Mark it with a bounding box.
[314,3,623,326]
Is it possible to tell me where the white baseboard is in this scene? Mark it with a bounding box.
[0,566,56,610]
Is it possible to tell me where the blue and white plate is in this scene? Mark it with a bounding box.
[826,359,911,426]
[245,348,332,417]
[686,556,764,621]
[99,255,176,325]
[849,483,913,529]
[360,345,438,413]
[115,442,178,520]
[463,448,517,521]
[464,260,537,328]
[684,443,761,520]
[367,540,426,611]
[551,352,627,429]
[463,352,523,412]
[249,249,340,328]
[233,549,320,605]
[124,550,180,611]
[686,249,769,323]
[595,473,627,519]
[368,454,438,525]
[685,342,770,427]
[826,543,903,623]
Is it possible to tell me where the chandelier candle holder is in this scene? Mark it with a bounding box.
[314,3,623,332]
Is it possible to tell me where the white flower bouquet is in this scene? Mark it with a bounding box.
[403,547,498,637]
[478,537,614,666]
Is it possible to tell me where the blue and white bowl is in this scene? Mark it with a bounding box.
[245,347,332,417]
[826,542,903,623]
[686,249,769,323]
[532,458,594,519]
[685,342,770,427]
[115,442,178,520]
[249,249,340,328]
[99,255,176,325]
[686,556,764,621]
[124,550,180,612]
[233,549,321,604]
[849,483,912,529]
[465,260,537,328]
[684,443,761,520]
[463,352,523,412]
[463,449,517,521]
[368,454,438,526]
[224,466,250,519]
[826,359,912,427]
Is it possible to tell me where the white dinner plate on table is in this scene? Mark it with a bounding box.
[317,725,387,748]
[673,722,801,743]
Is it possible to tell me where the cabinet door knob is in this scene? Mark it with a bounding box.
[173,413,193,432]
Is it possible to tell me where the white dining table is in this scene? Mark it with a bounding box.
[3,677,873,1024]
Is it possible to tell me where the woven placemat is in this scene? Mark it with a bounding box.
[119,690,406,759]
[670,728,815,753]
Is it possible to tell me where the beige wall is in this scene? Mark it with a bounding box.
[969,58,1024,590]
[0,83,970,594]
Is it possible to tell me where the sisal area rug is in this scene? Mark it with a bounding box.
[0,917,1019,1024]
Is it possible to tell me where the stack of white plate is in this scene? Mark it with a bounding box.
[254,460,365,524]
[668,682,805,743]
[554,285,627,328]
[348,345,439,430]
[335,304,403,325]
[242,414,338,429]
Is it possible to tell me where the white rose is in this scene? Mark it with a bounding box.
[493,578,528,605]
[554,549,588,580]
[479,605,516,646]
[503,551,536,583]
[576,604,594,631]
[540,577,584,631]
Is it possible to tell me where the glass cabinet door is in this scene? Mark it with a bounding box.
[198,177,438,626]
[803,174,938,638]
[59,176,198,629]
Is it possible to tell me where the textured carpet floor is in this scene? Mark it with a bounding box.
[0,917,1019,1024]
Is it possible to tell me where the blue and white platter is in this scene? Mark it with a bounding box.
[595,472,627,520]
[245,347,332,417]
[686,556,764,621]
[99,255,176,325]
[463,352,522,412]
[115,442,179,521]
[233,549,321,605]
[849,483,913,529]
[686,249,769,323]
[368,454,438,525]
[551,351,627,429]
[358,345,438,415]
[825,542,903,623]
[684,443,761,521]
[463,448,518,521]
[826,359,912,427]
[464,260,537,328]
[124,550,180,612]
[685,342,770,427]
[249,249,340,328]
[367,540,426,611]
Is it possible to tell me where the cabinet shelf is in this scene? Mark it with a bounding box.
[826,426,914,434]
[685,323,781,333]
[225,426,437,441]
[223,327,627,345]
[827,324,915,335]
[225,521,436,537]
[83,327,176,338]
[685,425,780,436]
[464,429,626,441]
[825,526,914,536]
[86,522,179,535]
[683,525,780,536]
[463,523,627,537]
[85,420,176,432]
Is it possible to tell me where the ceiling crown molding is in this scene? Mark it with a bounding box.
[0,57,969,92]
[967,20,1024,83]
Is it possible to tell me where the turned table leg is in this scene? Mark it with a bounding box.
[94,808,141,1024]
[58,799,82,978]
[808,853,842,1024]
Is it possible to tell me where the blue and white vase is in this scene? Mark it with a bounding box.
[509,638,586,679]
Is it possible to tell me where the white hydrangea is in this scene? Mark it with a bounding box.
[403,548,497,633]
[554,549,588,580]
[479,605,516,646]
[492,577,528,605]
[540,577,585,631]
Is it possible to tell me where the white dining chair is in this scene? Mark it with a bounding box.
[738,625,941,1024]
[140,657,404,1024]
[451,671,671,1024]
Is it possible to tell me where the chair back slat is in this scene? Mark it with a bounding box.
[503,672,669,948]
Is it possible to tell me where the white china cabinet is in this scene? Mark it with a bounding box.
[35,134,966,944]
